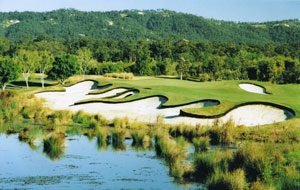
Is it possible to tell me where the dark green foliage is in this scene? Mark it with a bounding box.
[47,54,79,84]
[1,9,300,44]
[43,133,65,161]
[0,57,19,91]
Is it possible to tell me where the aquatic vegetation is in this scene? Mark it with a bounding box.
[95,127,109,150]
[131,130,146,146]
[113,117,129,128]
[193,136,210,152]
[72,110,93,126]
[207,169,248,190]
[207,119,235,145]
[43,133,66,161]
[155,134,187,178]
[111,128,127,151]
[94,113,109,126]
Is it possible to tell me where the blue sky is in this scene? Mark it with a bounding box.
[0,0,299,22]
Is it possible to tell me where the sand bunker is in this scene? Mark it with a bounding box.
[239,83,268,94]
[35,81,129,110]
[36,81,294,127]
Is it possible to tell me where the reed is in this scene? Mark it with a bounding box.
[113,117,129,128]
[155,134,187,178]
[131,130,146,146]
[193,136,210,152]
[95,127,109,150]
[43,133,66,161]
[207,168,248,190]
[111,128,127,150]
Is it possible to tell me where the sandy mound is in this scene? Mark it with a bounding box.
[36,81,294,127]
[239,83,268,94]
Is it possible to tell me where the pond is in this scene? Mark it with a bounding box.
[0,133,204,190]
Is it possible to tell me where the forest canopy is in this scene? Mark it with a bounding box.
[0,9,300,44]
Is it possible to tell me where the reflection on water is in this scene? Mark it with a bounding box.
[0,133,203,190]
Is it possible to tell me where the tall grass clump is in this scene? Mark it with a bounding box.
[156,114,165,127]
[193,136,210,152]
[207,119,235,145]
[131,130,147,146]
[43,133,66,161]
[230,143,271,183]
[94,114,109,126]
[279,165,300,190]
[0,90,20,121]
[155,134,187,178]
[95,127,109,150]
[72,110,93,126]
[207,169,248,190]
[113,117,129,128]
[193,150,233,182]
[111,128,127,150]
[169,123,198,141]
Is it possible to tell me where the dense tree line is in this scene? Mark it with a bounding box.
[0,36,300,90]
[0,9,300,44]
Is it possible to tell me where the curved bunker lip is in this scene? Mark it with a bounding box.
[70,96,220,123]
[239,83,269,95]
[177,102,295,126]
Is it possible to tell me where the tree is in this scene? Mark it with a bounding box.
[16,49,40,88]
[77,47,92,79]
[0,57,20,91]
[135,49,152,75]
[38,50,53,88]
[47,54,79,84]
[176,57,191,80]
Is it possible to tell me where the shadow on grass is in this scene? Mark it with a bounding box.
[11,81,55,87]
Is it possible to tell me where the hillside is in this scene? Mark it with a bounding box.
[0,9,300,43]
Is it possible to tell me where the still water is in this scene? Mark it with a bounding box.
[0,134,203,190]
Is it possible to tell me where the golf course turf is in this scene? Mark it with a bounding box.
[33,76,300,122]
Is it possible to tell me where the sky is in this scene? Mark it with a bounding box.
[0,0,300,22]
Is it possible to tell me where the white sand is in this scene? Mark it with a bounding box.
[239,83,267,94]
[167,105,293,126]
[35,81,128,109]
[36,81,294,127]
